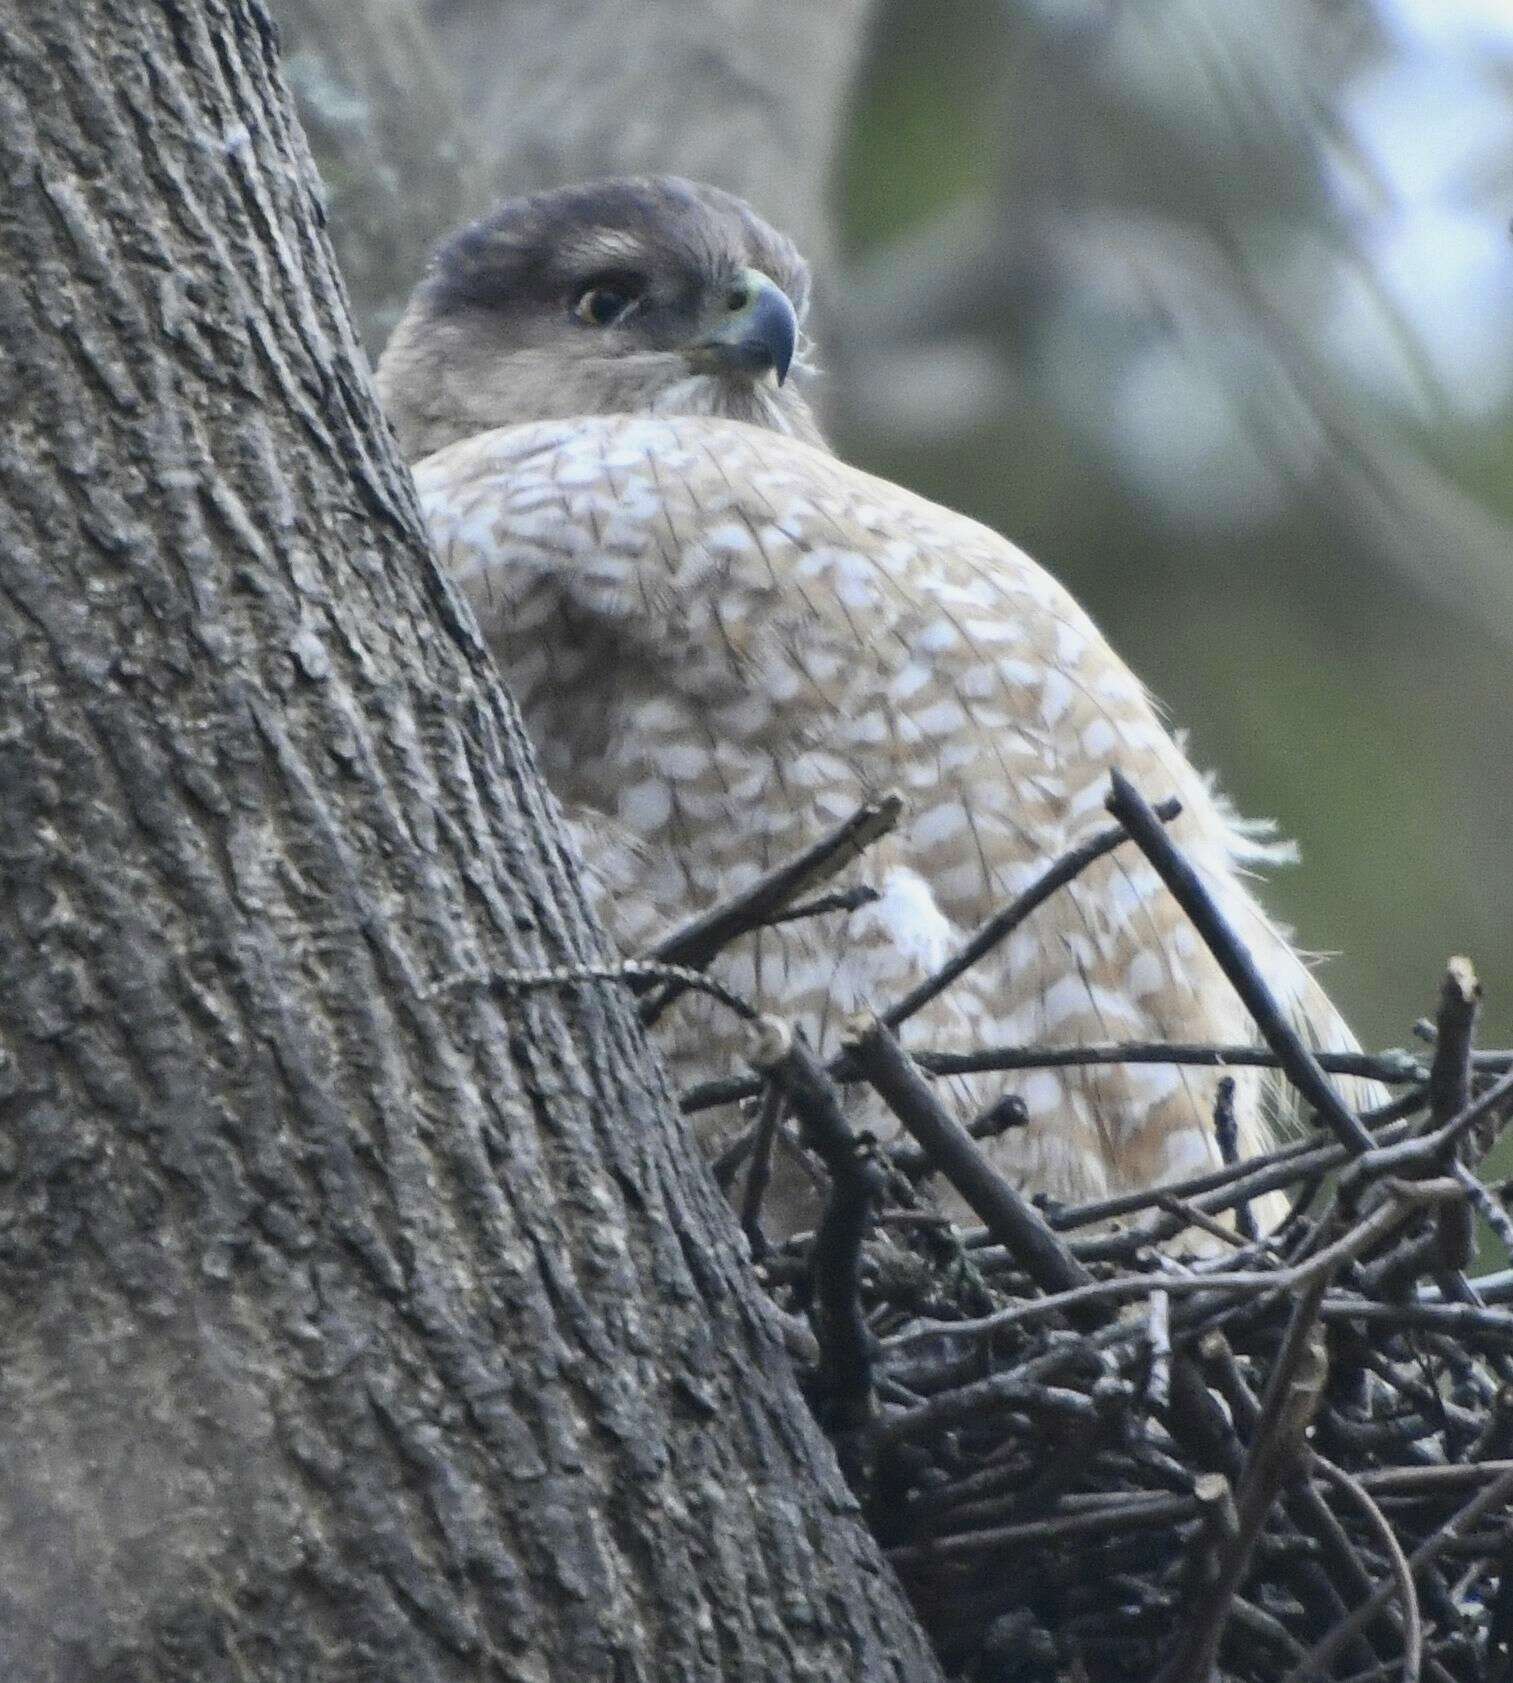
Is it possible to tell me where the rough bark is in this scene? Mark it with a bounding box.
[0,4,943,1680]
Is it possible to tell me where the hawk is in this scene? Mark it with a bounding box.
[378,176,1372,1226]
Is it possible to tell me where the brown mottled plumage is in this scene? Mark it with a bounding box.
[379,176,1375,1228]
[380,177,821,460]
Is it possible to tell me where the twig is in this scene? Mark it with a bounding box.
[648,794,901,970]
[1198,1330,1261,1430]
[641,794,902,1023]
[1434,1267,1513,1305]
[1215,1076,1259,1242]
[747,1019,882,1430]
[1148,1290,1173,1411]
[842,1013,1092,1300]
[810,1141,888,1433]
[1428,959,1481,1131]
[765,883,880,926]
[1357,1462,1513,1496]
[738,1082,786,1258]
[881,1273,1297,1349]
[424,957,761,1020]
[1157,1184,1279,1252]
[875,1369,1102,1448]
[1428,960,1481,1274]
[1355,1068,1513,1178]
[1156,1192,1264,1252]
[1228,1594,1310,1666]
[1191,1469,1240,1567]
[1106,771,1374,1155]
[1048,1107,1420,1235]
[888,1092,1028,1179]
[1300,1474,1428,1664]
[1312,1455,1424,1683]
[1204,1327,1403,1676]
[1319,1298,1513,1343]
[883,1182,1463,1352]
[918,1042,1425,1085]
[881,798,1182,1031]
[1156,1272,1331,1683]
[677,1041,1426,1116]
[1284,1464,1513,1683]
[1456,1163,1513,1261]
[711,1117,755,1190]
[887,1492,1199,1564]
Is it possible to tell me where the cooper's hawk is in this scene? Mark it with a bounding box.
[378,176,1372,1224]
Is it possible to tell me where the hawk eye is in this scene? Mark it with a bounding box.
[572,275,645,328]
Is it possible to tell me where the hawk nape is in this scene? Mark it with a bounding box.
[376,175,1375,1231]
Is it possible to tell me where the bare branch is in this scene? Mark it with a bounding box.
[1106,771,1374,1156]
[882,798,1181,1032]
[1285,1465,1513,1683]
[642,794,902,1025]
[842,1013,1091,1300]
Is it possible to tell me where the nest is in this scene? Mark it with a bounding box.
[654,775,1513,1683]
[482,773,1513,1681]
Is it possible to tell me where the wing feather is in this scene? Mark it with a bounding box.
[417,415,1378,1217]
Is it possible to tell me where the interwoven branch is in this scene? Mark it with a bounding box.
[663,770,1513,1683]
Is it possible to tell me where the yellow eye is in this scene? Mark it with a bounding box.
[574,283,641,327]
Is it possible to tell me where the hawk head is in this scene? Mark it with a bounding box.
[376,176,821,461]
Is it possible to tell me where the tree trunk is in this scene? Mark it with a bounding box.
[0,5,941,1680]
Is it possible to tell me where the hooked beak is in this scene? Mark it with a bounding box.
[685,268,797,385]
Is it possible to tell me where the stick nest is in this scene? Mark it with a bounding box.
[663,778,1513,1683]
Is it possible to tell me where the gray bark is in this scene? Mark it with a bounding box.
[0,3,942,1680]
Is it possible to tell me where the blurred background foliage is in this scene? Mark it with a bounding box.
[277,0,1513,1056]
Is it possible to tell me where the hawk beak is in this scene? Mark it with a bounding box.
[686,269,797,385]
